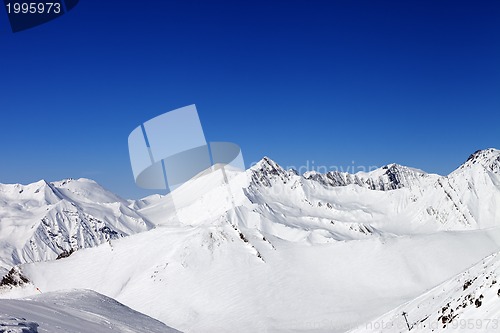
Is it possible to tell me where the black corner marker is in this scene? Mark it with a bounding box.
[3,0,78,33]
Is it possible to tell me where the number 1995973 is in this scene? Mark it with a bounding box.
[6,2,61,14]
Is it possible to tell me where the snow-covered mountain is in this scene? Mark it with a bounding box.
[302,162,433,191]
[244,148,500,238]
[0,148,499,332]
[350,250,500,333]
[0,289,179,332]
[0,178,153,271]
[8,221,500,332]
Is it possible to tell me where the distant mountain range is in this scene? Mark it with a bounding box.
[0,178,153,272]
[0,148,499,332]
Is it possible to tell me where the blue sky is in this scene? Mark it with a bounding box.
[1,0,499,199]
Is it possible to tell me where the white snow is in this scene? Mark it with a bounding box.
[0,289,179,332]
[0,178,153,270]
[349,251,500,333]
[0,148,499,332]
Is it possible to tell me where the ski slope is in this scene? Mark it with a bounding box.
[0,148,499,332]
[350,251,500,332]
[0,289,179,333]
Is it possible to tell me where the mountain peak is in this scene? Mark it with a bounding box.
[460,148,500,173]
[0,177,153,270]
[250,156,289,176]
[252,156,283,170]
[0,179,61,203]
[249,157,292,187]
[50,177,98,187]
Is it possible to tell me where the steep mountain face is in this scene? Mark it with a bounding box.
[385,148,500,231]
[0,178,153,270]
[247,148,500,234]
[0,149,499,332]
[136,149,500,243]
[461,148,500,173]
[350,251,500,333]
[3,149,496,273]
[250,155,436,191]
[441,148,500,229]
[303,163,434,191]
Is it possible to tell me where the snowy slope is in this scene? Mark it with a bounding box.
[250,149,500,234]
[3,216,500,332]
[303,161,434,191]
[0,149,499,332]
[349,251,500,333]
[0,178,153,270]
[440,148,500,229]
[0,289,179,333]
[3,148,497,264]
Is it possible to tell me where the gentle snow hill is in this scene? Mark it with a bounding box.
[0,178,153,270]
[0,289,180,333]
[349,251,500,333]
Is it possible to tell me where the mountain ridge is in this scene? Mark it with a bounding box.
[0,148,499,332]
[0,178,154,270]
[2,148,496,266]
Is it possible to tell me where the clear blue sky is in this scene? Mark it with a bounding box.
[1,0,499,199]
